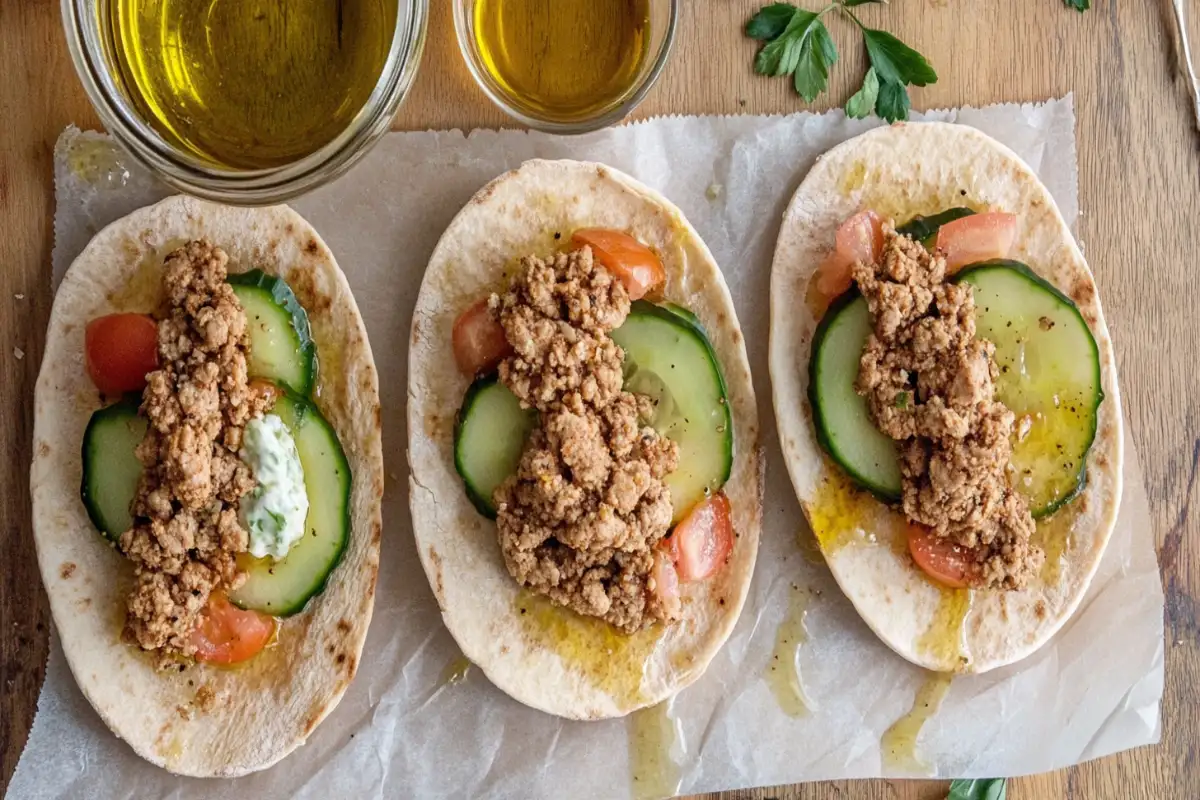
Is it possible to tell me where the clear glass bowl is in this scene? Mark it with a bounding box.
[453,0,677,134]
[62,0,429,205]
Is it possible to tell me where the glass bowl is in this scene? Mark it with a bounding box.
[453,0,677,134]
[61,0,429,205]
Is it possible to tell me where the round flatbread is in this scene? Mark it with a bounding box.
[769,122,1123,673]
[31,196,384,776]
[407,160,762,719]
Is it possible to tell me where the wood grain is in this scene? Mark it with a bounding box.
[1,0,1196,797]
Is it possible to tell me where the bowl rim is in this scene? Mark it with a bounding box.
[61,0,430,205]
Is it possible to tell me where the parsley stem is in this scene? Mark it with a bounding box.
[818,2,839,18]
[839,6,867,30]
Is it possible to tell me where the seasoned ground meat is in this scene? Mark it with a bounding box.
[121,241,273,658]
[854,225,1042,590]
[492,248,681,633]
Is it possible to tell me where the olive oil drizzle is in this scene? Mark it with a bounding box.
[881,671,953,773]
[766,584,816,717]
[917,586,972,670]
[514,590,664,706]
[628,701,683,800]
[439,654,472,687]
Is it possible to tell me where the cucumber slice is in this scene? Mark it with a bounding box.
[81,398,147,542]
[229,390,351,616]
[454,377,538,519]
[612,301,734,524]
[955,260,1102,516]
[807,291,903,500]
[228,270,317,396]
[897,207,976,247]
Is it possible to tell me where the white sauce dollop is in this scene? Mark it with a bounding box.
[240,414,309,560]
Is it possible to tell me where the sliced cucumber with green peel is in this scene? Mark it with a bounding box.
[612,301,734,523]
[81,398,147,542]
[228,270,317,396]
[955,260,1102,516]
[808,261,1103,517]
[454,377,538,519]
[453,301,735,523]
[229,390,352,616]
[807,291,902,500]
[896,207,976,247]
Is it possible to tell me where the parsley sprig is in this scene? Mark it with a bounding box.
[948,778,1008,800]
[746,1,937,122]
[1063,0,1089,11]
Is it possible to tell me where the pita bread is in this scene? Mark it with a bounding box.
[769,122,1123,673]
[31,196,384,776]
[407,160,763,719]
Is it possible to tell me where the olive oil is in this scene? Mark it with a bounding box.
[106,0,397,169]
[628,701,682,800]
[473,0,650,122]
[881,672,953,773]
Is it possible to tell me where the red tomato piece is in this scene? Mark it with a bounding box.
[834,210,884,265]
[189,593,276,666]
[906,524,980,589]
[85,313,159,395]
[661,492,735,582]
[570,229,666,301]
[452,298,512,376]
[935,212,1017,273]
[812,211,884,304]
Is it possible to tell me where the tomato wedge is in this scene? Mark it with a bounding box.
[570,229,665,301]
[189,593,276,665]
[935,212,1017,273]
[452,298,513,376]
[906,524,980,589]
[85,313,159,395]
[813,211,884,301]
[660,492,734,582]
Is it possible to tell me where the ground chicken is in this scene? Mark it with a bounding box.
[853,224,1042,590]
[120,240,273,659]
[492,247,681,632]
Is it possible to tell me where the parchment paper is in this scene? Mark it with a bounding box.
[9,97,1164,799]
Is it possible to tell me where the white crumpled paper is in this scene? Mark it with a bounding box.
[9,97,1163,799]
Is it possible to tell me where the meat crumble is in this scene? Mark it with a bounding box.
[121,241,273,659]
[853,225,1042,590]
[491,248,682,633]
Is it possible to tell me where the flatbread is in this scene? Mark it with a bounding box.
[769,122,1123,673]
[407,160,762,719]
[31,196,384,776]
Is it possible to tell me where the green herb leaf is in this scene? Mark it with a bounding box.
[862,28,938,88]
[843,0,887,6]
[794,21,838,101]
[875,79,911,122]
[948,778,1008,800]
[1063,0,1089,10]
[893,391,909,409]
[846,66,880,118]
[754,9,818,76]
[746,3,799,40]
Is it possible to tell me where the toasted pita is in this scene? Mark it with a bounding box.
[31,196,384,776]
[769,122,1123,673]
[407,160,762,719]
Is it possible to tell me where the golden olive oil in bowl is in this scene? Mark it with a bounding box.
[457,0,676,132]
[105,0,398,169]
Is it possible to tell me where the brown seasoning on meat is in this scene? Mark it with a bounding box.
[854,225,1042,590]
[492,248,681,633]
[121,241,274,659]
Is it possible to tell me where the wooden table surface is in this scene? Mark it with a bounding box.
[2,0,1197,797]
